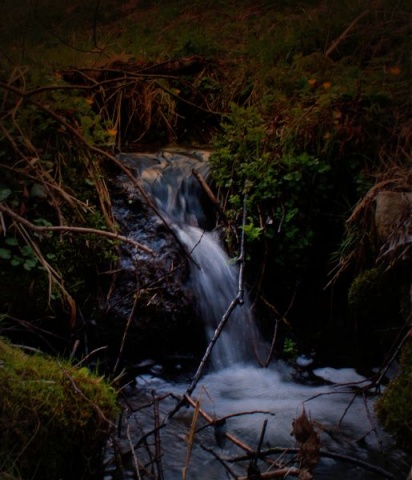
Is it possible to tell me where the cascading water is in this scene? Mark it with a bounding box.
[133,149,259,369]
[106,149,410,480]
[176,226,257,368]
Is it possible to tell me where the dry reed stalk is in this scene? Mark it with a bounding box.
[182,396,201,480]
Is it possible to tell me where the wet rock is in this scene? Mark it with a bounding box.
[375,191,412,242]
[98,159,205,366]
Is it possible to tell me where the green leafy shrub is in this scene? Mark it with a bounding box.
[0,339,118,480]
[210,104,333,270]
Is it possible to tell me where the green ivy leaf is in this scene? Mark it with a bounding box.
[0,248,11,260]
[34,218,53,227]
[0,188,12,201]
[30,184,48,199]
[20,245,34,257]
[23,258,38,270]
[5,237,18,246]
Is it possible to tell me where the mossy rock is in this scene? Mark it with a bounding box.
[376,339,412,451]
[348,268,404,324]
[0,339,118,480]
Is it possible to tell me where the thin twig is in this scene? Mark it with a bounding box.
[233,447,397,480]
[113,285,140,373]
[165,293,243,420]
[237,194,248,304]
[152,391,165,480]
[196,410,276,434]
[182,395,201,480]
[92,0,101,51]
[60,366,115,427]
[200,443,238,479]
[192,168,238,241]
[237,468,300,479]
[264,318,279,368]
[325,10,369,58]
[337,391,357,428]
[183,394,265,458]
[257,419,268,455]
[126,424,142,480]
[361,391,383,450]
[16,222,77,326]
[74,346,108,367]
[374,323,411,387]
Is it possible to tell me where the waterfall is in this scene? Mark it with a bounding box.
[108,151,410,480]
[132,149,259,369]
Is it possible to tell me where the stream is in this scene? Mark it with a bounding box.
[104,149,410,480]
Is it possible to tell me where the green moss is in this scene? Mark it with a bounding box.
[376,340,412,451]
[348,268,403,323]
[0,339,118,480]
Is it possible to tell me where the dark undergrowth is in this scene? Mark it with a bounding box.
[0,0,411,465]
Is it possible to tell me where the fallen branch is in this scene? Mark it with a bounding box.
[152,391,165,480]
[0,203,154,255]
[182,395,201,480]
[374,323,412,388]
[325,10,369,58]
[233,447,398,480]
[315,449,397,480]
[195,409,276,434]
[184,394,267,457]
[113,284,140,373]
[126,424,143,480]
[264,318,279,368]
[200,443,238,479]
[237,468,300,479]
[192,168,233,230]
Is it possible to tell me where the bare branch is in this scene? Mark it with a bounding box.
[152,391,165,480]
[325,11,369,58]
[113,286,140,374]
[0,203,154,255]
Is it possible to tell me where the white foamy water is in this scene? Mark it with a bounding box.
[117,362,405,480]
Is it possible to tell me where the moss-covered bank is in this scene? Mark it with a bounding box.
[0,339,118,480]
[376,339,412,452]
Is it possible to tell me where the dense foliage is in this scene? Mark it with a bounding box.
[0,69,120,341]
